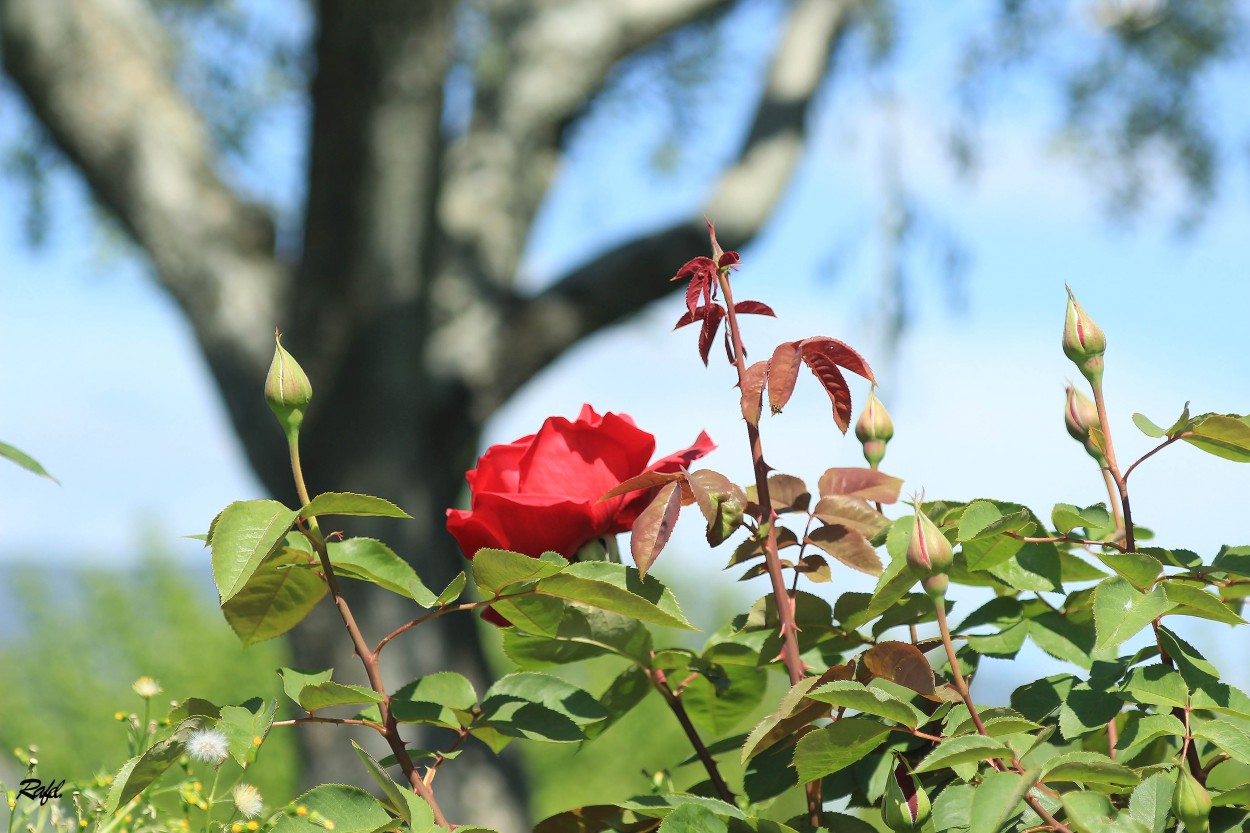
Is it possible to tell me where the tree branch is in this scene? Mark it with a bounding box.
[484,0,859,409]
[0,0,288,475]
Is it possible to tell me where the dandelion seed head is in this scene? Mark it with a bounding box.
[184,728,229,766]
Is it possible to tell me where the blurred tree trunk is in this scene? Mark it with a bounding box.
[0,0,859,825]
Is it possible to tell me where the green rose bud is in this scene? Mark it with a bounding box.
[265,332,313,437]
[1064,384,1106,464]
[882,760,931,833]
[905,505,950,590]
[1062,286,1106,385]
[1173,766,1211,833]
[856,389,894,468]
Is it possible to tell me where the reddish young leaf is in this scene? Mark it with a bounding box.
[768,473,810,513]
[766,341,803,415]
[600,470,687,502]
[795,554,833,583]
[673,303,716,330]
[805,525,883,577]
[859,641,936,697]
[739,361,767,427]
[812,495,890,538]
[799,337,876,384]
[734,300,776,317]
[631,481,682,577]
[698,304,726,366]
[801,349,852,432]
[726,525,800,567]
[817,468,903,504]
[799,338,877,433]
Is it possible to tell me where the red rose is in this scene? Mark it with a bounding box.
[446,404,714,560]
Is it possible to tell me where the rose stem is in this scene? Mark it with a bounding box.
[716,267,819,824]
[287,432,450,828]
[651,666,735,803]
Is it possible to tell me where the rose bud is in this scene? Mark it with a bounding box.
[1062,286,1106,384]
[856,389,894,468]
[265,332,313,437]
[907,506,953,576]
[1064,384,1106,464]
[1173,766,1211,833]
[882,760,931,833]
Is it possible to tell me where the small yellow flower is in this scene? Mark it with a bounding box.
[252,735,263,747]
[246,823,259,831]
[7,798,16,809]
[295,806,308,817]
[114,712,126,721]
[232,825,243,833]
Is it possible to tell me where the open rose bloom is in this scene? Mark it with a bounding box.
[446,405,714,560]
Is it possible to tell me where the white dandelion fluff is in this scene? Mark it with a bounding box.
[232,783,264,819]
[184,727,230,766]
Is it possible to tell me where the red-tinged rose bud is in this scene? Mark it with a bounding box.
[265,332,313,437]
[1063,286,1106,384]
[1173,766,1211,833]
[907,507,953,578]
[882,760,931,833]
[856,390,894,468]
[1064,384,1106,464]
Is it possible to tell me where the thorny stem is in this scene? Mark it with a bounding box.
[651,666,735,804]
[716,268,820,825]
[287,433,450,829]
[933,600,988,737]
[715,270,805,686]
[274,715,385,732]
[1100,467,1124,533]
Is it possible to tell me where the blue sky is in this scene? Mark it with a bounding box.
[2,1,1249,696]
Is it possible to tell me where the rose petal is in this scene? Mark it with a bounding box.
[448,493,601,559]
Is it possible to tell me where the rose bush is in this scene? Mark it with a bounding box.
[445,404,714,560]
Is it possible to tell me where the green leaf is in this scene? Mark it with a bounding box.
[222,548,327,646]
[1193,720,1250,765]
[584,664,652,741]
[352,740,412,822]
[1059,682,1123,739]
[741,677,824,763]
[473,549,567,594]
[0,441,56,483]
[1093,577,1172,650]
[969,771,1031,833]
[299,491,411,520]
[657,803,730,833]
[1041,751,1138,786]
[1027,612,1096,669]
[1183,414,1250,462]
[270,784,393,833]
[914,735,1013,774]
[534,561,695,630]
[278,667,334,706]
[1051,503,1112,535]
[107,718,208,810]
[865,519,921,620]
[1115,713,1185,752]
[1129,772,1175,833]
[218,700,275,766]
[806,680,923,728]
[1120,665,1189,710]
[682,664,769,736]
[502,604,652,668]
[618,794,747,821]
[987,541,1063,592]
[933,784,975,831]
[1060,791,1116,832]
[298,681,385,712]
[388,672,478,729]
[1132,413,1169,439]
[484,672,608,725]
[1093,551,1162,590]
[328,537,436,606]
[1161,580,1246,625]
[792,717,892,782]
[437,571,467,606]
[211,500,301,603]
[957,500,1005,541]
